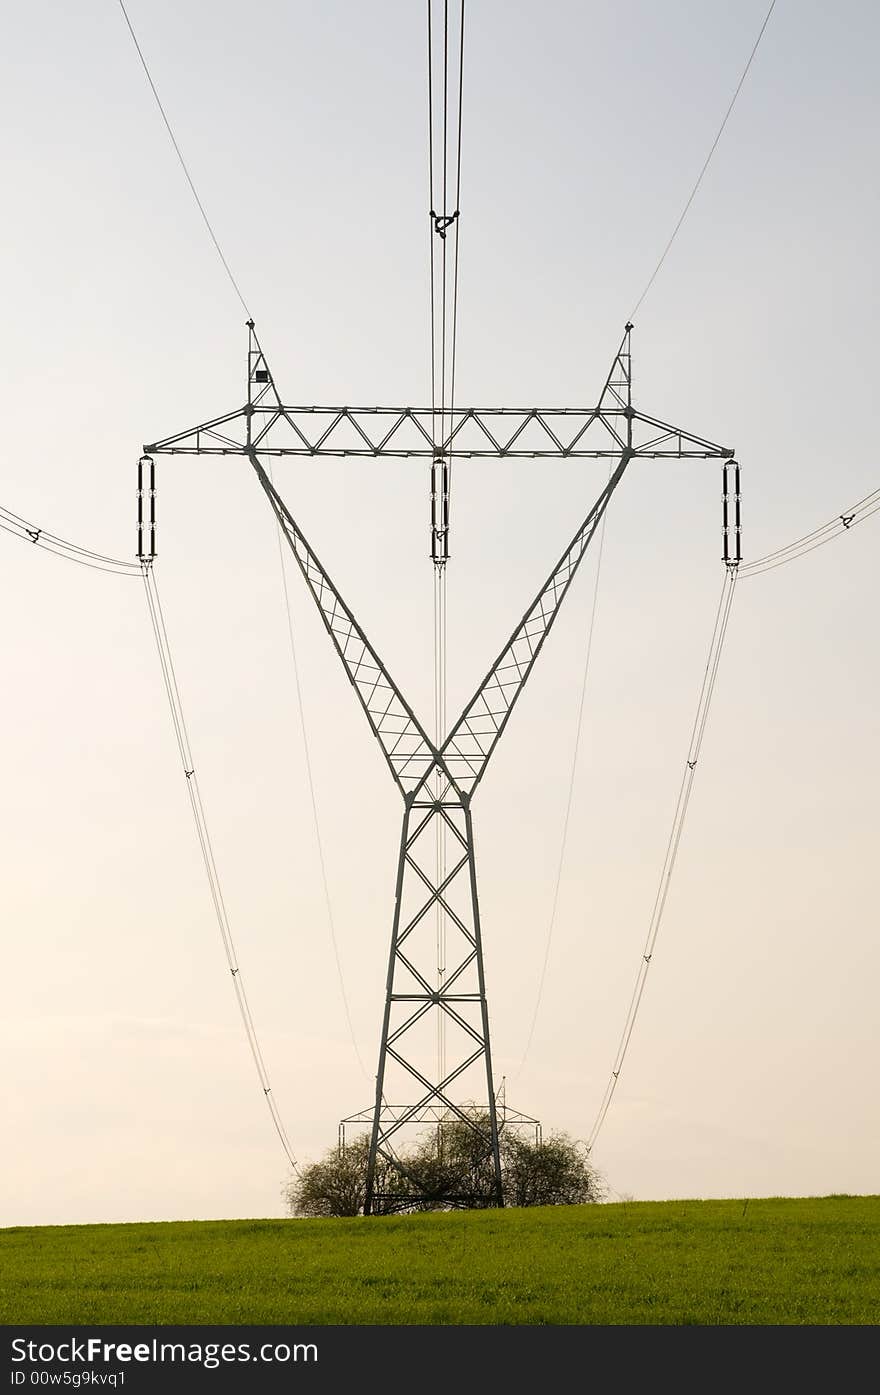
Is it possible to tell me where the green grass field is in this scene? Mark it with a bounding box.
[2,1196,878,1325]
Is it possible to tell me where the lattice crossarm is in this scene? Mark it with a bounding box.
[144,406,250,455]
[441,453,631,795]
[248,450,437,795]
[630,409,734,459]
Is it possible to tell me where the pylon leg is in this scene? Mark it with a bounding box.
[364,779,503,1213]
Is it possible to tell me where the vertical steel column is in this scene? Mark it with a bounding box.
[364,782,502,1212]
[463,799,503,1206]
[365,801,414,1215]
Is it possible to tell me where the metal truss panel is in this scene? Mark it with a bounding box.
[147,402,732,459]
[144,326,731,465]
[355,788,504,1211]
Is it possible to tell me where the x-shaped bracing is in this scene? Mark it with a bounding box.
[144,323,732,1210]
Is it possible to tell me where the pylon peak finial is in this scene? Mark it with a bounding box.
[625,321,634,333]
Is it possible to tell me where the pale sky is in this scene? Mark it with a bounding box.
[1,0,878,1226]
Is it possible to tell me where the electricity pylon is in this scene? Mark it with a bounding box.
[142,322,733,1210]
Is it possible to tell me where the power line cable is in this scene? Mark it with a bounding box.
[0,505,141,576]
[740,487,880,577]
[445,0,465,547]
[140,561,298,1172]
[427,0,465,1083]
[0,507,300,1168]
[515,471,878,1141]
[630,0,777,319]
[115,5,365,1100]
[116,0,251,318]
[427,2,437,431]
[586,566,738,1153]
[0,492,349,1166]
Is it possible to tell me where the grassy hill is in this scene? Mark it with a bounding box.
[2,1196,878,1325]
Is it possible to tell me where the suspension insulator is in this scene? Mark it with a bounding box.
[137,454,156,561]
[430,457,439,560]
[734,462,742,564]
[149,457,157,560]
[137,456,144,560]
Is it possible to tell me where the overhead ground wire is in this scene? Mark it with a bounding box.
[117,0,367,1101]
[519,0,778,1099]
[630,0,778,318]
[116,0,251,318]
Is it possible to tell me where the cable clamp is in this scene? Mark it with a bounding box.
[841,513,854,529]
[430,209,459,240]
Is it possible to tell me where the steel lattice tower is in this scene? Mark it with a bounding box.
[140,320,734,1210]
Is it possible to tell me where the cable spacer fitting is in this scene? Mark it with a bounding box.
[430,209,460,239]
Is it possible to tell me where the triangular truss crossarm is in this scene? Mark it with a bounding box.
[143,322,734,1211]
